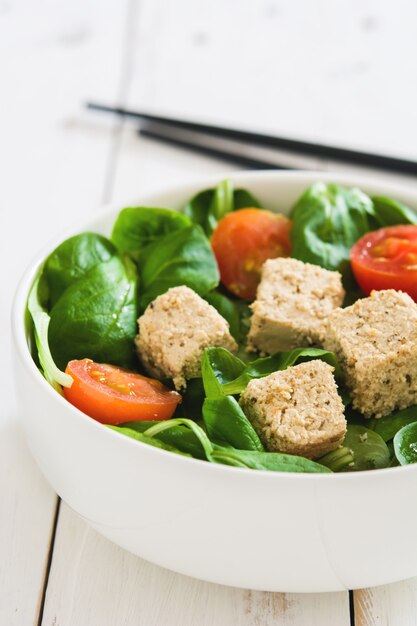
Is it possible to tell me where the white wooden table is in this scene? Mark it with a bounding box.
[1,1,417,624]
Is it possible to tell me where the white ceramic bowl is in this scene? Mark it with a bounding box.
[12,171,417,592]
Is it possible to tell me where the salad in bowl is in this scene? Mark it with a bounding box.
[28,177,417,474]
[13,171,417,592]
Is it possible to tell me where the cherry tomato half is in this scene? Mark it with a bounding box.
[211,208,292,300]
[350,225,417,301]
[64,359,181,425]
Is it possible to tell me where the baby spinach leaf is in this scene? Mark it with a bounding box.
[183,179,262,235]
[372,196,417,227]
[48,255,138,370]
[44,233,117,307]
[111,207,191,261]
[203,291,241,341]
[139,224,219,310]
[201,348,245,398]
[318,446,354,472]
[119,421,206,459]
[108,426,191,457]
[27,270,73,392]
[180,377,206,420]
[143,418,214,459]
[211,449,331,473]
[203,396,264,452]
[290,183,375,274]
[113,416,328,473]
[233,188,262,210]
[221,347,340,395]
[368,405,417,442]
[393,421,417,465]
[343,424,390,471]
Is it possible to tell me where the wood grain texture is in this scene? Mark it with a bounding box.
[42,504,350,626]
[354,581,417,626]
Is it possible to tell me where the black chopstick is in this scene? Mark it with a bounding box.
[139,125,286,170]
[86,101,417,176]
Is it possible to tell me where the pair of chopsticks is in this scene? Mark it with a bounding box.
[86,102,417,175]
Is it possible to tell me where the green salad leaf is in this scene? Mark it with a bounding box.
[113,418,329,473]
[139,224,219,310]
[368,405,417,442]
[211,449,331,473]
[113,422,205,458]
[372,196,417,227]
[48,255,138,369]
[343,424,391,471]
[201,348,245,398]
[203,396,264,452]
[27,271,73,392]
[290,183,375,275]
[44,232,117,307]
[393,422,417,465]
[108,426,192,457]
[203,291,244,342]
[318,446,354,472]
[183,179,262,235]
[111,207,191,261]
[221,347,340,395]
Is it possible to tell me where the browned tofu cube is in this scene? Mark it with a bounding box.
[239,360,346,459]
[324,289,417,418]
[247,258,345,354]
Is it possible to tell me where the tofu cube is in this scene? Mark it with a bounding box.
[324,289,417,418]
[239,360,346,459]
[247,258,345,354]
[135,286,237,389]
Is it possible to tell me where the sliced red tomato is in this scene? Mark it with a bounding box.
[350,225,417,300]
[64,359,181,425]
[211,208,292,300]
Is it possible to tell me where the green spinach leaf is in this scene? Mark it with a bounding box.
[393,421,417,465]
[203,396,264,451]
[221,347,340,395]
[44,232,116,307]
[201,347,245,398]
[27,270,73,392]
[139,224,219,309]
[372,196,417,227]
[111,207,191,261]
[290,183,375,274]
[368,405,417,442]
[118,421,206,459]
[183,179,262,235]
[343,424,390,471]
[48,255,138,369]
[211,448,331,473]
[108,426,192,457]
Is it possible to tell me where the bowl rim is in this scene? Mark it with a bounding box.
[12,168,417,483]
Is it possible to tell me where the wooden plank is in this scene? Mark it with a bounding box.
[42,504,350,626]
[0,0,132,624]
[354,581,417,626]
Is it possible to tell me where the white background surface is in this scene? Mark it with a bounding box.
[1,0,416,624]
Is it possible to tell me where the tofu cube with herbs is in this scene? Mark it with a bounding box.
[135,286,237,390]
[324,289,417,418]
[247,258,345,354]
[239,361,346,460]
